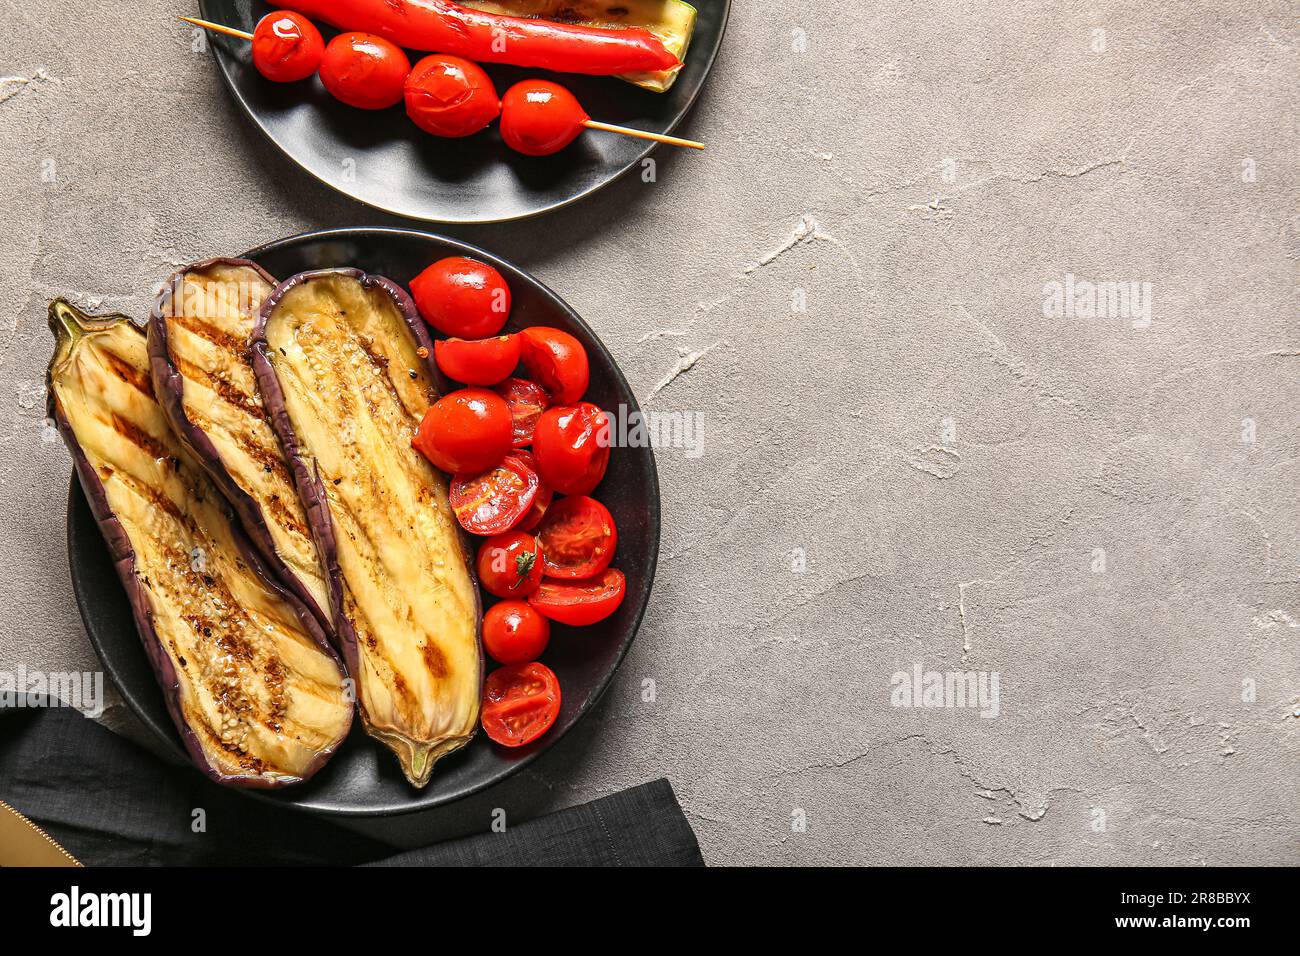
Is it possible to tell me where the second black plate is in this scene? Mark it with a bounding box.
[196,0,729,222]
[68,227,660,815]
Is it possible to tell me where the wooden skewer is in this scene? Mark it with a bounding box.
[582,119,705,150]
[179,15,253,42]
[176,15,704,150]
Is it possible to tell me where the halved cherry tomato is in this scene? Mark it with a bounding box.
[536,496,617,580]
[450,454,539,535]
[435,335,520,386]
[251,11,324,83]
[481,662,561,747]
[404,54,500,138]
[509,449,554,531]
[494,376,551,447]
[519,327,589,405]
[529,568,626,626]
[499,80,589,157]
[532,402,611,495]
[476,530,543,598]
[413,387,512,475]
[319,32,410,109]
[482,600,551,665]
[410,256,511,339]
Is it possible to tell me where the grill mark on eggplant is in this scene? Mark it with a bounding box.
[187,409,294,489]
[264,492,312,542]
[103,350,154,397]
[168,310,248,358]
[171,353,265,420]
[109,413,171,464]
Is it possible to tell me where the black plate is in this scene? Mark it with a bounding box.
[196,0,729,223]
[67,227,660,815]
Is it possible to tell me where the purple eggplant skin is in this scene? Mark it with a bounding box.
[251,269,483,787]
[147,258,332,633]
[48,299,353,789]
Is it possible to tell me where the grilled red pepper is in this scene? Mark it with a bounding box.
[278,0,680,75]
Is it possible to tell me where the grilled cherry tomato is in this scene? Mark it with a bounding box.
[404,54,501,138]
[476,530,543,598]
[319,32,410,109]
[413,387,512,475]
[519,327,588,405]
[450,454,539,535]
[251,11,325,83]
[537,496,617,580]
[482,601,551,665]
[529,569,626,626]
[494,376,551,447]
[410,256,511,339]
[434,335,520,386]
[509,449,554,531]
[499,80,589,156]
[532,402,610,495]
[481,662,561,747]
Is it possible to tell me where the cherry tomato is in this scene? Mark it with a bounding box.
[251,11,325,83]
[518,327,589,405]
[494,376,551,447]
[404,54,500,138]
[450,454,539,535]
[434,335,519,386]
[532,402,611,495]
[413,388,512,475]
[499,80,589,157]
[482,601,551,665]
[476,530,543,598]
[529,569,626,626]
[481,662,561,747]
[509,449,554,532]
[319,32,410,110]
[410,257,511,339]
[536,496,617,580]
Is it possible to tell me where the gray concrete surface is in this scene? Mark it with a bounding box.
[2,1,1296,865]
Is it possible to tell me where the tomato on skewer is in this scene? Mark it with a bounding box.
[319,32,410,109]
[499,80,589,157]
[404,54,501,138]
[251,11,325,82]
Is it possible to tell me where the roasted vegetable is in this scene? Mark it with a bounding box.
[463,0,697,92]
[149,259,331,630]
[252,270,482,787]
[279,0,679,76]
[47,300,353,787]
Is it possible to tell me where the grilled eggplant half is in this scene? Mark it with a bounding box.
[48,299,353,788]
[149,259,331,630]
[252,270,482,788]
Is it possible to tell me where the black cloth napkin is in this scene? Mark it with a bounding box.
[0,698,703,867]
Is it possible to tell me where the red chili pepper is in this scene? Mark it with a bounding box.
[278,0,679,76]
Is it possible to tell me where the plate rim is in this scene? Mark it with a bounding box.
[67,226,661,817]
[196,0,732,224]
